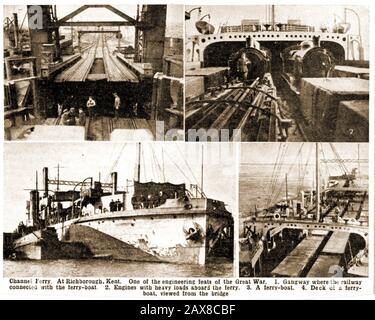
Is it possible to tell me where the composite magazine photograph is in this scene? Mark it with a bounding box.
[1,1,374,302]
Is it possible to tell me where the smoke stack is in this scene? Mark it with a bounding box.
[29,190,39,226]
[43,167,48,197]
[12,13,20,51]
[111,172,118,195]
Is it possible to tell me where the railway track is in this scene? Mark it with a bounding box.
[56,35,138,83]
[85,116,112,141]
[56,38,98,82]
[185,74,292,142]
[102,40,138,82]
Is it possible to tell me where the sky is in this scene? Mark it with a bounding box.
[3,142,237,231]
[185,5,369,59]
[240,142,369,178]
[3,4,183,39]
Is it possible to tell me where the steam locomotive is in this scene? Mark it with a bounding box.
[228,46,271,82]
[281,39,335,92]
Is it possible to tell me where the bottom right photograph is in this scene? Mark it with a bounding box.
[239,143,368,278]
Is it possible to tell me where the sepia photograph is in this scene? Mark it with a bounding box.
[185,5,369,142]
[4,4,183,141]
[1,0,374,301]
[3,142,236,277]
[239,142,368,277]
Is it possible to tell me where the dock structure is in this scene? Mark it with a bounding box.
[4,4,183,141]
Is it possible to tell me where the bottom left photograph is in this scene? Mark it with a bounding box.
[3,142,237,278]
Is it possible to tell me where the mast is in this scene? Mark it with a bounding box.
[285,173,288,204]
[315,143,320,222]
[357,143,361,185]
[57,163,60,191]
[201,145,204,195]
[136,142,141,182]
[162,146,165,182]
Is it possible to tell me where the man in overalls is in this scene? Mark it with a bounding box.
[237,52,251,82]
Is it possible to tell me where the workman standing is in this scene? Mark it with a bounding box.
[113,93,121,119]
[237,52,251,81]
[86,96,96,118]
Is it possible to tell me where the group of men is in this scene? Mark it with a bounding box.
[59,106,86,126]
[109,199,123,212]
[86,93,121,119]
[58,92,125,126]
[131,191,171,210]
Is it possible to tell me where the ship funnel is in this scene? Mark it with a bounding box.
[43,167,48,197]
[111,172,118,195]
[29,190,39,226]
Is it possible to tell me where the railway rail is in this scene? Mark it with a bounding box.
[56,36,138,82]
[185,74,292,142]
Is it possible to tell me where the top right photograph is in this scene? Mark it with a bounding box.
[185,5,369,142]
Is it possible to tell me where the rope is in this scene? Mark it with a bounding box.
[150,144,163,182]
[271,143,305,204]
[163,149,192,183]
[265,143,283,205]
[298,144,313,193]
[320,144,331,184]
[176,144,200,187]
[329,143,348,175]
[104,143,127,182]
[141,146,147,181]
[267,143,289,206]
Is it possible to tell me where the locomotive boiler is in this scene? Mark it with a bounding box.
[228,46,271,82]
[281,39,335,91]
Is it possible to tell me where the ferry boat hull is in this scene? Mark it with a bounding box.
[52,198,233,265]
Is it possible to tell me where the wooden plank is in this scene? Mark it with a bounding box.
[185,67,229,76]
[322,232,350,255]
[271,236,324,277]
[306,255,341,277]
[186,76,205,101]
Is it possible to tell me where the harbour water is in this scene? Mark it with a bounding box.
[240,163,314,214]
[4,259,233,278]
[240,163,369,215]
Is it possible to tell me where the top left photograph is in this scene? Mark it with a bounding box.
[3,4,184,141]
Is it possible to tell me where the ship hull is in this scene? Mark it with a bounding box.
[13,230,61,260]
[53,198,233,265]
